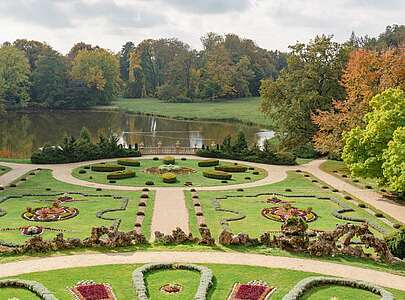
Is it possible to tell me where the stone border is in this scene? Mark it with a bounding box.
[132,263,213,300]
[0,279,58,300]
[281,276,394,300]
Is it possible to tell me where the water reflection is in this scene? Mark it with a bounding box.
[0,111,273,158]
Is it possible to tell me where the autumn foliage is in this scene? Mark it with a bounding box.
[312,48,405,157]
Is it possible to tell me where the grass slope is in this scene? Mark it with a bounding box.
[109,97,273,127]
[3,264,405,299]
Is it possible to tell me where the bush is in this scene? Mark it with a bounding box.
[365,185,373,189]
[117,159,141,167]
[393,224,401,229]
[163,156,175,165]
[161,172,177,183]
[91,164,125,172]
[145,181,154,186]
[344,195,352,200]
[221,180,228,183]
[237,188,244,192]
[198,159,219,167]
[142,188,149,192]
[285,188,292,192]
[375,213,384,218]
[140,193,149,199]
[215,165,247,172]
[109,180,116,183]
[78,169,87,174]
[96,188,102,191]
[252,171,260,175]
[153,157,159,161]
[203,170,232,180]
[244,177,251,180]
[385,226,405,259]
[358,203,367,208]
[107,170,136,180]
[139,202,146,207]
[181,157,187,161]
[84,166,90,169]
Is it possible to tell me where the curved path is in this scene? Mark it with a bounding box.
[0,251,404,291]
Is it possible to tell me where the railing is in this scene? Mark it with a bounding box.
[139,147,198,155]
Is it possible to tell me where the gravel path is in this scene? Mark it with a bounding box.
[150,189,189,240]
[0,251,404,291]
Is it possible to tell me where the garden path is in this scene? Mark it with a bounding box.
[0,251,404,291]
[150,189,189,240]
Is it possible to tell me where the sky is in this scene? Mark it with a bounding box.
[0,0,404,54]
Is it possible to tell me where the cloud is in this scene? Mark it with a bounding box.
[157,0,253,14]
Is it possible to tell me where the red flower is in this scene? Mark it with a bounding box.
[76,284,109,300]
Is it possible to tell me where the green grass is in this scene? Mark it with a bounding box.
[186,172,395,239]
[73,159,266,187]
[2,263,405,299]
[320,160,392,193]
[0,165,10,176]
[107,97,273,127]
[0,158,31,164]
[0,170,154,243]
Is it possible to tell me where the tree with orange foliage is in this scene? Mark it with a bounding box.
[312,49,405,158]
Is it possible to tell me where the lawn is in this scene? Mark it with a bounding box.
[73,158,266,187]
[0,165,10,176]
[108,97,273,127]
[0,170,154,244]
[2,263,404,299]
[186,172,395,239]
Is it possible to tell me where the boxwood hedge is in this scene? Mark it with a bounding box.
[117,159,141,167]
[215,165,247,172]
[107,170,136,180]
[161,172,177,183]
[203,170,232,180]
[198,159,220,167]
[91,164,125,172]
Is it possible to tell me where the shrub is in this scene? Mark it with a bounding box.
[20,178,26,181]
[332,189,339,192]
[117,159,141,167]
[375,212,384,218]
[393,224,401,229]
[145,181,154,186]
[153,157,159,161]
[196,212,203,216]
[135,223,142,227]
[365,185,373,189]
[203,170,232,180]
[163,156,175,165]
[89,176,93,179]
[385,226,405,259]
[285,188,292,192]
[91,164,125,172]
[353,179,359,182]
[137,211,145,216]
[161,172,177,183]
[198,159,219,167]
[342,174,348,178]
[46,188,51,191]
[380,188,387,192]
[215,165,247,172]
[78,169,87,174]
[237,188,244,192]
[142,188,149,192]
[107,170,135,180]
[190,188,196,192]
[221,180,228,183]
[84,166,90,169]
[252,171,260,175]
[181,157,187,161]
[194,203,201,207]
[358,203,367,208]
[312,179,318,183]
[9,184,16,187]
[96,188,102,191]
[344,195,352,200]
[295,169,302,172]
[140,193,149,199]
[322,186,329,189]
[29,172,36,175]
[139,202,146,207]
[304,174,310,177]
[109,180,116,184]
[244,177,251,180]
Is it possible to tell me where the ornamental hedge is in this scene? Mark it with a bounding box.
[132,263,213,300]
[117,159,141,167]
[198,159,220,167]
[215,165,247,172]
[0,279,58,300]
[107,170,136,180]
[91,164,125,172]
[281,276,394,300]
[161,172,177,183]
[203,170,232,180]
[163,156,175,165]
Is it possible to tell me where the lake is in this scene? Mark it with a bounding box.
[0,111,273,158]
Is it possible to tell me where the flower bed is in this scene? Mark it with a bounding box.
[132,263,213,300]
[21,226,44,236]
[215,165,247,173]
[22,199,79,222]
[227,280,276,300]
[70,280,117,300]
[198,159,219,167]
[203,170,232,180]
[106,170,136,180]
[160,283,183,294]
[117,159,141,167]
[261,205,317,222]
[90,164,125,172]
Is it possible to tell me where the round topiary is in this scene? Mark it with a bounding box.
[333,170,338,173]
[358,203,367,208]
[45,188,51,191]
[380,188,387,193]
[304,174,310,177]
[190,188,196,192]
[163,156,175,165]
[84,166,90,170]
[245,177,251,180]
[181,157,187,161]
[161,172,177,183]
[252,171,260,175]
[142,188,149,192]
[342,174,348,178]
[200,223,207,227]
[141,193,149,199]
[153,157,159,161]
[109,180,116,184]
[117,159,141,167]
[365,185,373,189]
[137,211,145,216]
[194,203,201,207]
[353,179,359,182]
[285,188,292,192]
[295,170,302,172]
[196,212,203,216]
[0,186,4,190]
[221,180,228,183]
[139,202,146,207]
[375,213,384,218]
[20,178,26,181]
[135,223,142,227]
[322,186,329,189]
[344,195,352,200]
[9,184,16,187]
[145,181,154,186]
[192,195,199,199]
[29,172,36,175]
[393,224,401,229]
[79,169,87,174]
[96,188,102,191]
[89,176,93,179]
[332,189,339,192]
[312,179,318,183]
[237,188,244,192]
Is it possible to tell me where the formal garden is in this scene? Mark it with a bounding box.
[0,166,10,176]
[72,157,267,187]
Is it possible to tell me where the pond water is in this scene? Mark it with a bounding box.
[0,111,273,158]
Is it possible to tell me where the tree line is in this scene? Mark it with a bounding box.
[0,33,287,111]
[260,24,404,193]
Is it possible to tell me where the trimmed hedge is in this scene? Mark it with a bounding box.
[215,165,247,173]
[281,276,394,300]
[198,159,220,167]
[203,170,232,180]
[132,263,213,300]
[107,170,136,180]
[0,279,58,300]
[162,156,175,165]
[161,172,177,183]
[91,164,125,172]
[117,159,141,167]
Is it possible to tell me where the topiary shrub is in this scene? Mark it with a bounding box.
[181,157,187,161]
[311,179,318,183]
[190,188,196,192]
[89,176,93,179]
[196,212,203,216]
[203,170,232,180]
[344,195,352,200]
[109,180,116,184]
[161,172,177,183]
[91,164,125,172]
[385,226,405,259]
[322,186,329,189]
[342,174,348,178]
[163,156,175,165]
[198,159,219,167]
[142,188,149,192]
[353,179,359,182]
[145,181,154,186]
[332,189,339,192]
[140,193,149,199]
[45,188,51,191]
[285,188,292,192]
[84,166,90,169]
[380,188,387,193]
[9,184,16,187]
[245,177,251,180]
[78,169,87,174]
[295,169,302,173]
[96,188,102,191]
[20,178,26,181]
[137,211,145,216]
[29,172,36,175]
[252,171,260,175]
[139,202,146,207]
[393,224,401,229]
[153,157,159,161]
[358,203,367,208]
[237,188,244,192]
[215,165,247,173]
[117,159,141,167]
[375,213,384,218]
[304,174,310,177]
[365,185,373,189]
[221,180,228,183]
[107,170,136,180]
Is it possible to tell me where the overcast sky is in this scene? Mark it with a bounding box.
[0,0,404,53]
